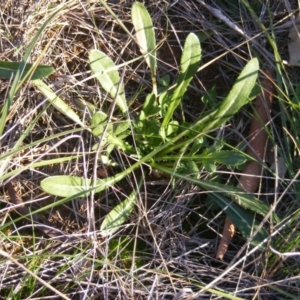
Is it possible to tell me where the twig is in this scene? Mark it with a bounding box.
[216,70,274,260]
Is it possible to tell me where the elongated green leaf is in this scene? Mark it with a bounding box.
[210,193,268,248]
[89,50,127,113]
[230,189,279,224]
[41,176,92,198]
[100,189,137,237]
[208,182,278,221]
[131,2,157,93]
[0,61,54,80]
[198,150,247,166]
[151,163,280,222]
[160,33,201,137]
[33,79,86,128]
[203,181,280,224]
[41,173,128,198]
[107,133,130,151]
[180,33,201,74]
[159,151,247,166]
[151,163,277,247]
[201,58,259,132]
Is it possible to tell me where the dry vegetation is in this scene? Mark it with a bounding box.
[0,0,300,299]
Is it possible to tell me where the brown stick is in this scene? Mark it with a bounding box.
[216,71,274,260]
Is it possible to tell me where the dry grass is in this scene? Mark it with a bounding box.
[0,0,300,299]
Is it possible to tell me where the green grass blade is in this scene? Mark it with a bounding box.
[152,163,280,222]
[100,188,138,237]
[160,33,201,137]
[33,79,86,128]
[131,2,157,95]
[210,193,268,248]
[0,7,62,136]
[0,127,86,181]
[151,163,280,246]
[0,61,54,80]
[89,49,127,113]
[97,0,135,40]
[152,164,268,245]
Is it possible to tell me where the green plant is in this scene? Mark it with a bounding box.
[2,0,299,298]
[38,2,279,244]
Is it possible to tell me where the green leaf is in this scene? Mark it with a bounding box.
[180,33,201,74]
[41,176,92,198]
[131,2,157,94]
[91,111,109,136]
[41,173,128,198]
[210,193,268,247]
[151,164,280,247]
[100,189,137,237]
[151,163,281,223]
[198,150,247,166]
[176,160,199,177]
[196,176,280,223]
[203,161,216,173]
[114,121,130,135]
[158,90,169,116]
[98,155,118,167]
[166,120,179,136]
[89,50,127,113]
[0,61,54,80]
[158,74,170,87]
[107,133,130,151]
[230,189,280,223]
[201,58,259,132]
[189,136,205,155]
[201,86,217,107]
[160,33,201,137]
[142,93,160,118]
[92,115,130,151]
[33,79,86,128]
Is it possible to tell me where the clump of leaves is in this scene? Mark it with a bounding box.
[37,2,278,243]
